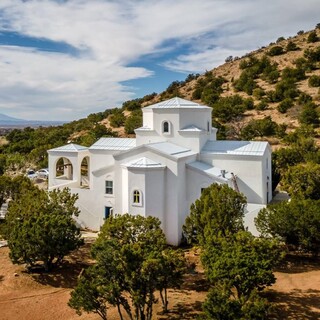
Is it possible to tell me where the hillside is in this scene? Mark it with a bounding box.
[103,27,320,148]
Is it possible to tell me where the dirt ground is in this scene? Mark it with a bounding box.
[1,243,320,320]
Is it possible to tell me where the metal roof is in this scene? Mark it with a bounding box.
[89,138,136,151]
[201,140,268,156]
[179,125,205,132]
[48,143,88,152]
[147,142,189,155]
[124,157,165,169]
[146,142,197,159]
[143,97,211,110]
[187,161,231,181]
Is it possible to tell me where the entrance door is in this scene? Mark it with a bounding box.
[105,206,113,219]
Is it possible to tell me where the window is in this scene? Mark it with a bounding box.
[163,121,169,133]
[207,121,210,133]
[105,180,113,194]
[133,190,141,204]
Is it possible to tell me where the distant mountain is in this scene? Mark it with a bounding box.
[0,113,67,128]
[0,113,24,122]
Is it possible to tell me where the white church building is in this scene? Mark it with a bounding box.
[48,97,272,245]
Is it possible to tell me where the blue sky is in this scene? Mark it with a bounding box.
[0,0,319,121]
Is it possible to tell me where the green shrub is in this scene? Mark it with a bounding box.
[212,95,247,122]
[253,88,265,99]
[308,75,320,87]
[268,46,284,56]
[277,98,294,113]
[307,31,319,43]
[299,102,320,127]
[241,117,278,139]
[255,100,268,111]
[109,109,125,128]
[122,99,142,111]
[286,41,299,51]
[124,111,143,134]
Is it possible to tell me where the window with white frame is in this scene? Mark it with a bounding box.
[105,180,113,194]
[133,190,141,204]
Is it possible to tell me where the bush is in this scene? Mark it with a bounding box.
[268,46,284,56]
[241,117,278,140]
[122,99,142,111]
[276,37,285,43]
[299,102,319,126]
[256,198,320,254]
[277,98,294,113]
[308,75,320,87]
[281,67,306,82]
[234,71,256,94]
[212,95,247,122]
[124,112,143,134]
[286,41,299,51]
[304,47,320,63]
[253,88,265,99]
[5,188,83,271]
[109,109,125,128]
[255,100,268,111]
[297,30,304,35]
[307,31,319,43]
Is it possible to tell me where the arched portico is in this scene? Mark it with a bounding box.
[55,157,73,180]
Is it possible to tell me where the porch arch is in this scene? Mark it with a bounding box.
[55,157,73,180]
[80,156,90,188]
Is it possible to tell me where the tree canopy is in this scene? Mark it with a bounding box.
[255,199,320,254]
[5,187,83,271]
[69,214,186,320]
[183,183,246,245]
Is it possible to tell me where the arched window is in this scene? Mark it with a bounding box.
[163,121,169,133]
[133,190,141,204]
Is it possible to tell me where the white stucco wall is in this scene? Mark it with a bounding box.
[200,153,266,204]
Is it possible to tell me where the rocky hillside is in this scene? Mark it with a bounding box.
[104,27,320,149]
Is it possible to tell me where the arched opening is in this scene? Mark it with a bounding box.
[55,157,73,180]
[162,120,170,134]
[80,156,90,188]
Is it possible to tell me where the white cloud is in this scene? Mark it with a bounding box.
[0,0,319,120]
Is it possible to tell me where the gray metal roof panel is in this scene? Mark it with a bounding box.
[201,140,268,156]
[147,142,190,155]
[146,142,197,159]
[179,125,205,132]
[48,143,88,152]
[124,157,166,168]
[144,97,210,110]
[89,138,136,151]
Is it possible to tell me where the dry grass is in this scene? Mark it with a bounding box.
[1,243,320,320]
